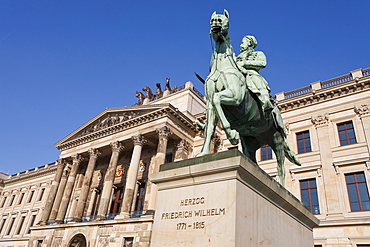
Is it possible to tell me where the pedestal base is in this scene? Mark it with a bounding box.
[149,149,319,247]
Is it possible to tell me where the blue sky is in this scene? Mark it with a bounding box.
[1,1,369,174]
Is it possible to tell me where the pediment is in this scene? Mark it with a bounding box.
[55,104,172,148]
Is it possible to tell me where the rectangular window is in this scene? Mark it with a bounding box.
[27,215,37,234]
[300,178,320,214]
[38,188,45,201]
[296,130,312,154]
[337,121,357,146]
[357,245,370,247]
[9,194,15,206]
[0,218,7,234]
[345,172,370,211]
[0,197,7,208]
[123,237,134,247]
[260,145,272,161]
[28,191,34,203]
[6,217,15,235]
[18,193,25,205]
[16,215,26,235]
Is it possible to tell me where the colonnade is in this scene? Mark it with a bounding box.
[40,126,173,225]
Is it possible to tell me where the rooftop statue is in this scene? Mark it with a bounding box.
[196,10,301,185]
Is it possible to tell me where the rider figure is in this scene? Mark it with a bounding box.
[236,35,274,114]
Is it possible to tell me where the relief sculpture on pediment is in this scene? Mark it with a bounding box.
[79,111,141,137]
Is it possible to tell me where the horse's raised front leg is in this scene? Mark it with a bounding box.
[196,102,217,157]
[212,78,245,145]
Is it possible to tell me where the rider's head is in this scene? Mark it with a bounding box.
[240,35,257,52]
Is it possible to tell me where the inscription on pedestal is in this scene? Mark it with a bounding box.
[159,197,226,231]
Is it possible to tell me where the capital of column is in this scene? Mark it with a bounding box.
[56,158,65,166]
[71,154,84,164]
[354,103,370,117]
[132,134,147,147]
[311,113,330,127]
[156,126,172,139]
[110,141,124,153]
[88,148,101,158]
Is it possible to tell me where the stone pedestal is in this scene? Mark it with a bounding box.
[149,149,319,247]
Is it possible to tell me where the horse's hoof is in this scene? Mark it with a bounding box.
[196,121,206,131]
[228,130,240,145]
[195,151,210,157]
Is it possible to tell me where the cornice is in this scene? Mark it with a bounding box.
[55,104,197,151]
[3,165,57,185]
[276,76,370,113]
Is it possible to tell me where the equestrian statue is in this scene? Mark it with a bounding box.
[196,10,301,185]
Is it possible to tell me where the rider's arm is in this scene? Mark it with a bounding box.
[240,51,267,70]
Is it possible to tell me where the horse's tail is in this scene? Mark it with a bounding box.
[284,140,301,166]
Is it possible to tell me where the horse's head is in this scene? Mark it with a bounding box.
[210,9,229,41]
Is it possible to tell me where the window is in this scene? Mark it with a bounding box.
[357,245,370,247]
[0,218,7,234]
[38,188,45,201]
[0,197,7,208]
[337,121,357,146]
[6,217,15,235]
[260,145,272,161]
[15,215,26,235]
[27,215,37,234]
[123,237,134,247]
[300,178,320,214]
[18,193,25,205]
[296,131,312,154]
[36,240,43,247]
[28,191,34,203]
[9,194,15,206]
[345,172,370,211]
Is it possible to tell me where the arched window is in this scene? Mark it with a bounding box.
[68,234,87,247]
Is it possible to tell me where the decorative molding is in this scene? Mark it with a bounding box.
[132,135,147,147]
[71,154,84,165]
[88,148,101,158]
[110,141,124,153]
[175,139,193,160]
[55,105,196,151]
[156,126,172,139]
[311,113,330,127]
[365,161,370,171]
[333,164,340,175]
[2,164,58,185]
[354,103,370,117]
[290,171,296,181]
[79,112,140,137]
[317,168,322,177]
[211,134,221,153]
[277,78,370,113]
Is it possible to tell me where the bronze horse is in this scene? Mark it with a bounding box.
[197,10,300,185]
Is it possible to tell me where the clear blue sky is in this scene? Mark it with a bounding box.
[1,1,369,174]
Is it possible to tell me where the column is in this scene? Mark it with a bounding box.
[119,135,147,218]
[49,164,70,222]
[312,114,343,217]
[86,188,98,217]
[39,159,65,225]
[55,154,84,223]
[73,148,101,221]
[96,141,124,219]
[145,126,172,213]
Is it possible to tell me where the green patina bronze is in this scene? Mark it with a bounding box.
[196,10,301,185]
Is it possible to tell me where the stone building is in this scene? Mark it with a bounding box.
[0,68,369,247]
[0,164,57,247]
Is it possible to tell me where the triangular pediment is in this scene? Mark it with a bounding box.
[55,104,173,148]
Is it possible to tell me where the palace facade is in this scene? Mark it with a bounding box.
[0,68,369,247]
